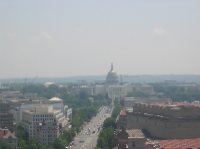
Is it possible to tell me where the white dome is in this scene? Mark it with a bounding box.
[106,63,118,85]
[49,97,62,102]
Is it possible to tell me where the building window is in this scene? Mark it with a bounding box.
[132,141,135,147]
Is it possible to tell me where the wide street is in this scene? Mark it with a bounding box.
[68,106,113,149]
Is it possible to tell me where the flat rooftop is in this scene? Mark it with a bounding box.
[134,101,200,110]
[126,129,145,139]
[0,128,16,139]
[120,109,127,116]
[22,104,60,114]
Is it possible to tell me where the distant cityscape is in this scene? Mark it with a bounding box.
[1,64,200,149]
[2,74,200,85]
[1,0,200,148]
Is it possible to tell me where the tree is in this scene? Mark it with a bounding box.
[97,128,117,149]
[96,99,121,149]
[53,138,66,149]
[111,105,121,120]
[103,118,116,129]
[0,141,12,149]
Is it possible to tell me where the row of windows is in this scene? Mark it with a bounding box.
[33,115,53,118]
[33,118,54,121]
[42,135,57,137]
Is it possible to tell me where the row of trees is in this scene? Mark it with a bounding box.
[21,84,110,108]
[96,100,121,149]
[152,83,200,101]
[53,129,75,149]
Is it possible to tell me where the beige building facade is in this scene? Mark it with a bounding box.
[125,102,200,139]
[22,104,67,145]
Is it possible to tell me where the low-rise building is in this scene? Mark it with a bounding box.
[0,128,17,149]
[117,100,200,140]
[146,138,200,149]
[126,129,145,149]
[116,100,200,148]
[64,105,72,121]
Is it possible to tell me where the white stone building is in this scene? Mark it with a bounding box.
[21,104,67,145]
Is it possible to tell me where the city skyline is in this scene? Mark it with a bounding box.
[1,1,200,78]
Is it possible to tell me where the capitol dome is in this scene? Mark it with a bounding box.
[106,63,119,85]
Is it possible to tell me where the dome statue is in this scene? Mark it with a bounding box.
[106,63,119,85]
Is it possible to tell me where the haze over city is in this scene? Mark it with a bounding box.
[1,0,200,78]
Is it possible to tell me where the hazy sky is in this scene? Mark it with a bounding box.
[1,0,200,78]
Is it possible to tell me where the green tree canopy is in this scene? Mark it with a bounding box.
[103,118,116,129]
[0,141,12,149]
[97,128,117,149]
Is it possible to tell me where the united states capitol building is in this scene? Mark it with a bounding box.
[105,63,119,85]
[75,64,156,101]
